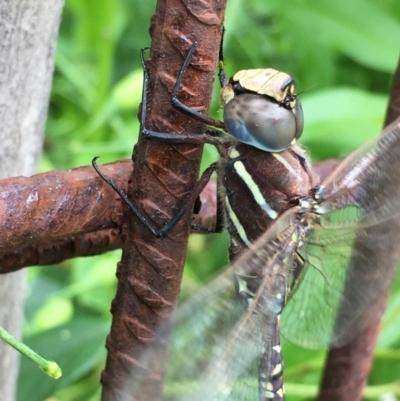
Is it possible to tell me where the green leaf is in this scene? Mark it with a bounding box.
[112,69,143,110]
[301,87,387,159]
[29,296,74,335]
[276,0,400,73]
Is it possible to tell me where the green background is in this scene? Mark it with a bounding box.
[17,0,400,400]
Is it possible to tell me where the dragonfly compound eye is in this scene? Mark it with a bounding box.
[223,93,304,152]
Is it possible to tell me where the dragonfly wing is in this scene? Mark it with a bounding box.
[180,211,299,400]
[127,266,266,401]
[129,210,299,400]
[319,117,400,225]
[282,118,400,348]
[126,268,243,400]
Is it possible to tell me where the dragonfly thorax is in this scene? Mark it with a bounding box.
[219,142,316,258]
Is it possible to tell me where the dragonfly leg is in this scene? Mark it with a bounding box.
[93,157,218,238]
[94,42,230,237]
[217,26,229,88]
[140,42,226,148]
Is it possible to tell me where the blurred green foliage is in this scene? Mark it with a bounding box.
[18,0,400,400]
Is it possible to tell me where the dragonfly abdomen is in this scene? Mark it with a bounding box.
[219,141,313,400]
[259,317,285,401]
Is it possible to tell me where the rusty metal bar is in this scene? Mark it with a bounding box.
[0,158,217,271]
[0,160,129,251]
[99,1,227,400]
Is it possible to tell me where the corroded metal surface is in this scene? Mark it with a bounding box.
[99,1,227,400]
[0,161,216,272]
[0,160,129,250]
[0,228,122,272]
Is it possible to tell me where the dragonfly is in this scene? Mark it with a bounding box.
[94,41,400,400]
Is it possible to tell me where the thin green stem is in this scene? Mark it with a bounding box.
[0,326,61,379]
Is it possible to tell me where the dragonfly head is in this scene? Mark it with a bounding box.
[220,68,304,152]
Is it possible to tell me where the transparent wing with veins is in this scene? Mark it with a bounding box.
[130,211,300,401]
[282,118,400,348]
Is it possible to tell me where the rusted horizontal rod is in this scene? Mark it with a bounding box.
[0,159,219,272]
[0,160,130,252]
[0,159,337,272]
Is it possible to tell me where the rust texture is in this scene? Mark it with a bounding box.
[0,157,333,273]
[0,229,122,273]
[99,1,226,400]
[317,55,400,401]
[192,177,217,231]
[0,160,216,274]
[0,160,129,251]
[317,292,388,401]
[0,157,332,273]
